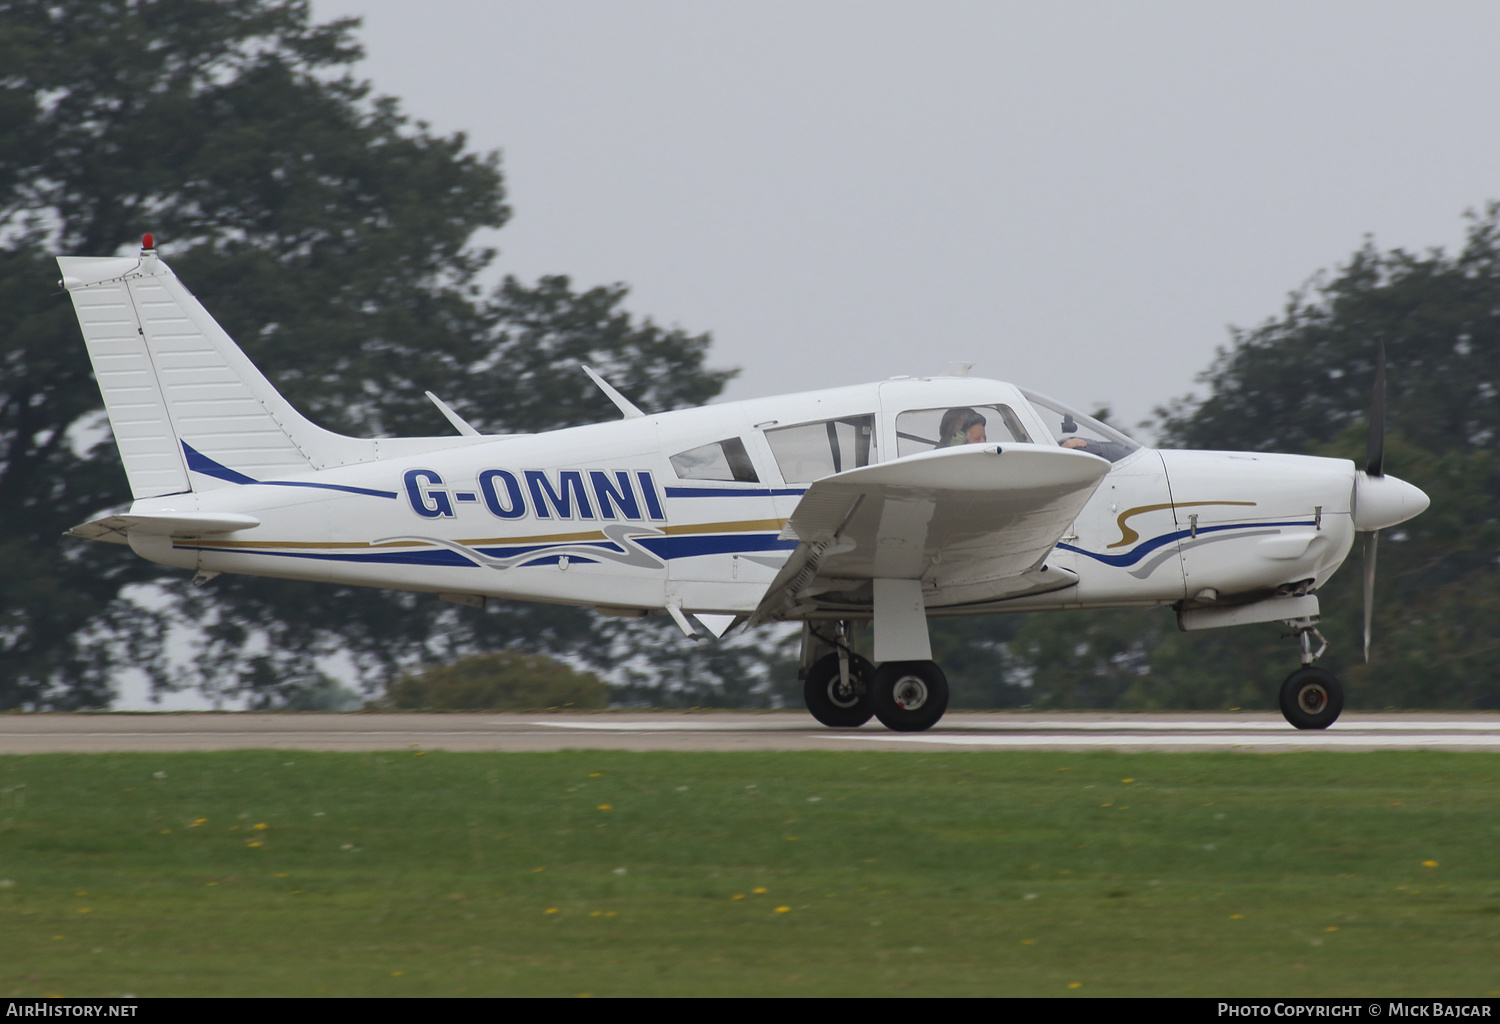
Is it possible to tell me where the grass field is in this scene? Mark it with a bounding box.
[1,749,1498,997]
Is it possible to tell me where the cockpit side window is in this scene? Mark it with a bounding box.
[1021,390,1141,463]
[670,437,760,483]
[893,404,1031,458]
[764,415,874,483]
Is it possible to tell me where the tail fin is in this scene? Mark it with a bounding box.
[58,242,373,499]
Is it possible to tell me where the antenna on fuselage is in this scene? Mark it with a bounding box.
[424,391,481,436]
[582,365,645,419]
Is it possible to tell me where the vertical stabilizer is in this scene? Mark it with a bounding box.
[58,243,373,499]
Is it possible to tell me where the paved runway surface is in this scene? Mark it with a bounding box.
[3,712,1500,753]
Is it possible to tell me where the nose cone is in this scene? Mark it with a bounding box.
[1351,472,1430,532]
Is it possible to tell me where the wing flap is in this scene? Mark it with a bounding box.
[751,443,1108,623]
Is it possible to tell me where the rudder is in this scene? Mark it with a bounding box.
[58,241,372,499]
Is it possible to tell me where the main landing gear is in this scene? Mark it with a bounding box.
[1279,617,1343,730]
[800,622,950,732]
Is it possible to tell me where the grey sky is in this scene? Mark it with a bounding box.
[307,1,1500,432]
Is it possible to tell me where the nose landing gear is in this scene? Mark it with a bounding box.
[1280,616,1343,729]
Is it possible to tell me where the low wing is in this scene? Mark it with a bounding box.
[66,511,261,545]
[749,443,1109,623]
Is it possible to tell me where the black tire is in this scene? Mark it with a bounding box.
[803,652,875,728]
[870,661,949,732]
[1279,666,1344,730]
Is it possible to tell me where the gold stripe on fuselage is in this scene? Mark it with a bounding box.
[179,518,789,552]
[1107,501,1258,549]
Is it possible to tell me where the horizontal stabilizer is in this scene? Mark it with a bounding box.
[66,511,261,545]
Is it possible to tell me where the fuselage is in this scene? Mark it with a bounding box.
[120,376,1373,620]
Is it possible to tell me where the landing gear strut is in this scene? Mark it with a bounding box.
[799,621,949,732]
[804,651,875,728]
[1279,616,1343,730]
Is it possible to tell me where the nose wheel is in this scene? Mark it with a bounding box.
[1279,665,1344,730]
[1276,615,1343,729]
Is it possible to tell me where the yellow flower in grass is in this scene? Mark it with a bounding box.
[597,804,612,811]
[254,823,268,830]
[1069,982,1082,989]
[774,906,790,914]
[731,894,745,901]
[544,908,559,915]
[1422,860,1439,868]
[752,887,767,894]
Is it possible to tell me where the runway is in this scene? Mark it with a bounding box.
[3,711,1500,753]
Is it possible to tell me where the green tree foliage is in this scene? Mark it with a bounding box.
[0,0,732,708]
[606,623,802,709]
[929,613,1029,709]
[384,651,608,711]
[1001,207,1500,711]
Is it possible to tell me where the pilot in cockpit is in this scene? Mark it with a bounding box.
[936,407,988,447]
[1058,412,1134,461]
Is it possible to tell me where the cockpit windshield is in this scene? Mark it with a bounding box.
[1020,390,1142,463]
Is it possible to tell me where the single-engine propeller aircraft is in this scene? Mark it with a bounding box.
[58,238,1430,731]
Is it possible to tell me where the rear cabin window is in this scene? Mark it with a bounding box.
[764,415,874,483]
[669,437,760,483]
[894,404,1032,458]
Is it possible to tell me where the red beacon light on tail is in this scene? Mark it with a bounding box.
[141,233,155,251]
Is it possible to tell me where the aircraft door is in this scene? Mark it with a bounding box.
[663,431,785,614]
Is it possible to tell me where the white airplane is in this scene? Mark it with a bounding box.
[58,237,1430,732]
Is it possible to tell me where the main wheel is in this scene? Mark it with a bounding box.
[870,661,949,732]
[803,652,875,728]
[1279,666,1344,730]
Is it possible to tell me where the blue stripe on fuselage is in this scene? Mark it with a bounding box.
[664,486,807,498]
[1059,520,1319,567]
[180,442,399,499]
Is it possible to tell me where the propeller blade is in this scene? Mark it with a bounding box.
[1366,341,1386,477]
[1362,530,1379,662]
